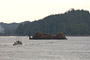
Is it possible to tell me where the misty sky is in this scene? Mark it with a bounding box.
[0,0,90,23]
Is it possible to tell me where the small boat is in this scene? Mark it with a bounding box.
[13,40,22,46]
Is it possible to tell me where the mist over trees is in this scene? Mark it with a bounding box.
[0,25,4,33]
[15,9,90,36]
[0,22,19,35]
[0,21,30,35]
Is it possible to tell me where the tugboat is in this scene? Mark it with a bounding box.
[13,36,23,46]
[13,40,22,46]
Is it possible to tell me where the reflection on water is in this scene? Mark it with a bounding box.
[0,36,90,60]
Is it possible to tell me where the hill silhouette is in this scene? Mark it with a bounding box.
[15,9,90,36]
[1,9,90,36]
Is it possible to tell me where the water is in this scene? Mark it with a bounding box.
[0,36,90,60]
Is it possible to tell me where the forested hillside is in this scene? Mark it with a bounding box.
[15,9,90,35]
[0,22,19,35]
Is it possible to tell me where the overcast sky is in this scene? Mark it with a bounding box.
[0,0,90,23]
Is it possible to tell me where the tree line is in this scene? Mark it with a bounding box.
[10,9,90,36]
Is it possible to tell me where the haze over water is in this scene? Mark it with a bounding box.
[0,36,90,60]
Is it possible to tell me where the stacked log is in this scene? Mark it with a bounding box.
[29,32,66,39]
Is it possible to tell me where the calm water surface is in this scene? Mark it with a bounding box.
[0,36,90,60]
